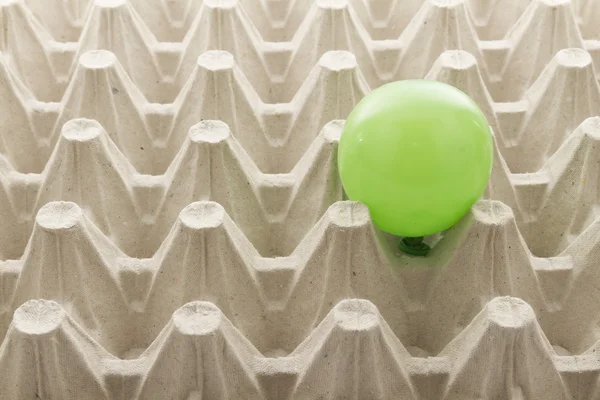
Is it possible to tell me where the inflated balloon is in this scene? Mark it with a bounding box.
[338,79,493,255]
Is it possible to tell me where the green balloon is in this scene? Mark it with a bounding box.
[338,79,493,238]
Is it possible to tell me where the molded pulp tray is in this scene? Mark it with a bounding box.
[1,0,600,399]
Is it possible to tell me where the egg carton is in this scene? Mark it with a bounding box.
[4,0,600,103]
[1,0,600,399]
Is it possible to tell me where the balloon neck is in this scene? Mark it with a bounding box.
[398,236,430,257]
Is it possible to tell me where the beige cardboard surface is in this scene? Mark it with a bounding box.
[1,0,599,399]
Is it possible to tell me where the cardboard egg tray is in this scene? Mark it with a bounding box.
[1,0,600,398]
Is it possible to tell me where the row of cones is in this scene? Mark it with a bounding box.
[1,0,597,103]
[0,294,587,399]
[1,106,600,257]
[2,196,600,361]
[2,43,599,176]
[0,48,365,174]
[22,0,559,43]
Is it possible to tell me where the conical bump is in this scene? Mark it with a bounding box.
[486,296,536,329]
[77,0,163,103]
[327,201,371,229]
[521,116,600,257]
[395,0,484,82]
[172,301,222,336]
[78,48,118,70]
[323,119,343,143]
[61,118,103,143]
[439,296,570,400]
[290,297,416,399]
[497,0,584,102]
[318,50,357,72]
[333,299,380,331]
[197,50,235,72]
[426,49,485,90]
[13,299,66,336]
[433,49,478,71]
[94,0,127,8]
[555,47,593,68]
[1,299,111,400]
[504,48,600,173]
[36,201,83,232]
[179,201,226,231]
[316,0,349,11]
[137,299,266,400]
[188,120,231,145]
[471,200,515,227]
[413,200,545,356]
[55,50,155,173]
[170,50,262,174]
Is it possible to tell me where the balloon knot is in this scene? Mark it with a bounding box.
[398,236,430,257]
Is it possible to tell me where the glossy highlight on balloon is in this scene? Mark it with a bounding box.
[338,79,493,238]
